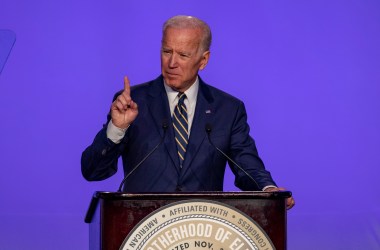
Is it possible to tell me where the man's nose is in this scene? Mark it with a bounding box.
[168,54,178,68]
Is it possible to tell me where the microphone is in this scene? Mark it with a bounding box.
[205,123,261,190]
[117,120,169,192]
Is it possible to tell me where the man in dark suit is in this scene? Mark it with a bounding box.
[81,15,295,209]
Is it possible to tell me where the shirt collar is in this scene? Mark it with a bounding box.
[164,77,199,107]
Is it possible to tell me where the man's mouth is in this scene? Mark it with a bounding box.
[165,72,180,78]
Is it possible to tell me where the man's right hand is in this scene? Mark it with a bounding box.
[110,76,139,129]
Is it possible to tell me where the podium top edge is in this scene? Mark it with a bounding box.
[93,191,292,200]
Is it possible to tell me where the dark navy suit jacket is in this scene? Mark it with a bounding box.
[81,75,276,192]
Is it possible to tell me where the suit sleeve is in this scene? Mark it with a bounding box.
[228,101,277,191]
[81,91,125,181]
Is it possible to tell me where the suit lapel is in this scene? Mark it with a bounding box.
[146,76,216,176]
[181,79,215,176]
[147,77,180,173]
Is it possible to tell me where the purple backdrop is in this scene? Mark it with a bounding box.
[1,0,379,249]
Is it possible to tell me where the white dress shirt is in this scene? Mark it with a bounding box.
[163,77,198,136]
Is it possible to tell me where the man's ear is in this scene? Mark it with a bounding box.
[199,51,210,70]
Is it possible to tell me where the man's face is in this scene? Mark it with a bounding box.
[161,27,210,92]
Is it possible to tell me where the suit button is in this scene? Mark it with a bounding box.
[101,149,107,156]
[176,186,182,191]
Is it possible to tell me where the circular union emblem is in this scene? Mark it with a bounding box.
[120,200,275,250]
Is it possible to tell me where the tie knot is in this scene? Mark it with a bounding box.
[176,92,187,115]
[178,92,186,104]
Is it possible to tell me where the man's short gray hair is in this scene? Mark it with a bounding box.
[162,15,212,52]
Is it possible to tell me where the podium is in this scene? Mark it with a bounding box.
[85,191,291,250]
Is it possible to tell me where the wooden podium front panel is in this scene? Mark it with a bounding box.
[88,192,289,250]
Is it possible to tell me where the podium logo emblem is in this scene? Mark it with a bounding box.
[120,200,275,250]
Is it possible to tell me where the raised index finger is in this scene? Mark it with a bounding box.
[123,76,131,95]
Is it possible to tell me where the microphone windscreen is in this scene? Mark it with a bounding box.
[162,119,169,129]
[205,123,212,133]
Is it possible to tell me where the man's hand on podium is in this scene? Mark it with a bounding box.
[264,187,295,210]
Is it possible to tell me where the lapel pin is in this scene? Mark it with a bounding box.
[205,109,212,114]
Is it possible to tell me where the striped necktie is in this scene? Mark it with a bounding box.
[173,93,188,167]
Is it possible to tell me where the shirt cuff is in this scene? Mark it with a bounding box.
[262,185,277,191]
[106,120,128,144]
